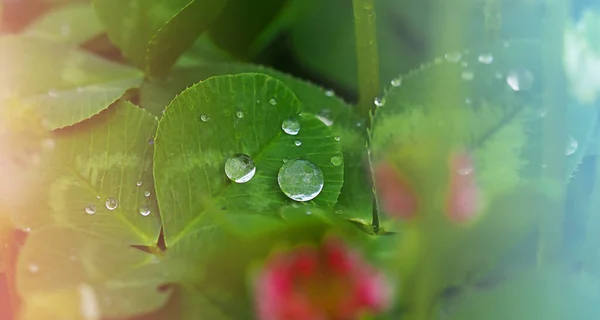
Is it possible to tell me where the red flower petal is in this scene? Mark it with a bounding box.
[373,162,418,220]
[445,150,481,223]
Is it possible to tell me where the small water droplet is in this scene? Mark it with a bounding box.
[506,69,534,91]
[465,98,473,104]
[325,90,335,97]
[306,211,312,215]
[269,98,277,106]
[330,156,342,166]
[144,190,151,197]
[139,206,151,216]
[566,136,578,156]
[334,136,341,141]
[374,97,385,107]
[48,89,59,98]
[28,264,39,273]
[461,70,474,80]
[85,205,96,215]
[282,118,300,135]
[277,159,324,202]
[136,181,143,187]
[236,111,244,119]
[200,114,210,122]
[356,121,363,127]
[445,52,462,63]
[294,140,302,147]
[105,197,118,211]
[391,78,402,87]
[149,139,154,145]
[478,53,494,64]
[224,154,256,183]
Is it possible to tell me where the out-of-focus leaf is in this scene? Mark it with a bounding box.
[12,101,161,244]
[93,0,228,76]
[23,2,103,45]
[448,269,600,320]
[0,36,142,129]
[142,63,372,222]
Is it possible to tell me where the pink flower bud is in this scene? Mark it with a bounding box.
[254,238,392,320]
[373,162,418,220]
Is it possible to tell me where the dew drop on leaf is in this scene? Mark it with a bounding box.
[330,156,342,166]
[139,205,151,216]
[269,98,277,106]
[294,140,302,147]
[461,70,474,81]
[200,114,210,122]
[28,264,39,273]
[105,197,118,211]
[236,111,244,119]
[391,78,402,87]
[325,90,335,97]
[144,190,151,197]
[445,52,462,63]
[477,53,494,64]
[48,89,59,98]
[224,154,256,183]
[374,97,385,107]
[316,115,333,126]
[282,118,300,135]
[277,159,324,202]
[506,69,534,91]
[566,136,578,156]
[334,136,341,141]
[85,205,96,215]
[136,181,143,187]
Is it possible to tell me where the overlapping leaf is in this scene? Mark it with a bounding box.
[0,36,142,129]
[142,62,373,221]
[153,74,344,255]
[93,0,228,76]
[23,2,104,45]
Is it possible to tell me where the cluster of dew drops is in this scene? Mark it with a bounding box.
[83,182,152,217]
[381,45,579,159]
[219,98,343,202]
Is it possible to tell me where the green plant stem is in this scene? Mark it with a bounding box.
[537,0,569,266]
[352,0,379,123]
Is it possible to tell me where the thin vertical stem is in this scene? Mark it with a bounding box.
[537,0,569,266]
[352,0,380,123]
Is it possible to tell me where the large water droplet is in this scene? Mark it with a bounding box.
[445,52,462,63]
[224,154,256,183]
[506,69,534,91]
[139,205,151,216]
[277,159,324,202]
[294,140,302,147]
[391,78,402,87]
[236,111,244,119]
[105,197,118,211]
[282,118,300,135]
[330,156,342,166]
[477,53,494,64]
[85,205,96,215]
[566,136,578,156]
[200,114,210,122]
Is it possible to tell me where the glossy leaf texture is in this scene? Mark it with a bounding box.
[143,63,373,222]
[23,2,104,45]
[15,101,169,318]
[0,36,142,130]
[153,73,344,254]
[93,0,228,76]
[370,39,598,318]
